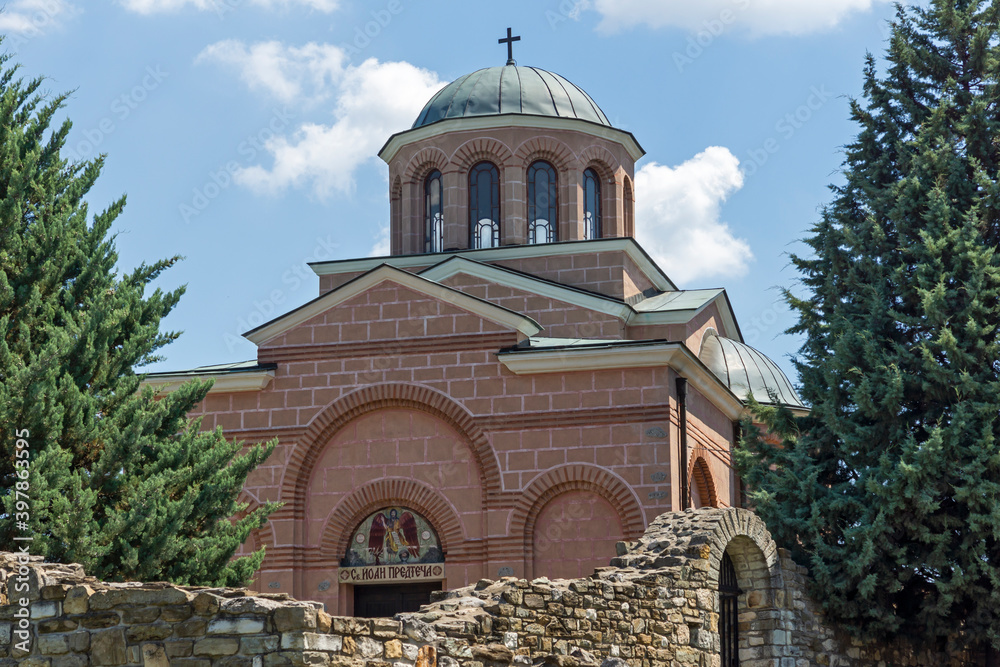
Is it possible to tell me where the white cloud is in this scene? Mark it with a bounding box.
[197,40,346,104]
[207,41,443,198]
[635,148,752,284]
[370,225,390,257]
[120,0,337,14]
[593,0,890,36]
[0,0,76,34]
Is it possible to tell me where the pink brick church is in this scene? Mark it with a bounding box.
[147,40,805,618]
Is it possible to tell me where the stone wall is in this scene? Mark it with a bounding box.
[0,509,982,667]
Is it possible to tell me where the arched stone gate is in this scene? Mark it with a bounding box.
[611,508,782,665]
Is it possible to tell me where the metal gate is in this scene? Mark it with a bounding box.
[719,552,742,667]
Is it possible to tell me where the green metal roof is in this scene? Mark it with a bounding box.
[143,360,275,377]
[633,289,725,313]
[412,65,611,128]
[699,332,805,408]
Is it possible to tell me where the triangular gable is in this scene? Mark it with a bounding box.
[419,256,633,321]
[244,264,542,346]
[632,289,742,342]
[421,256,742,340]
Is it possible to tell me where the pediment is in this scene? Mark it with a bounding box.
[244,264,542,347]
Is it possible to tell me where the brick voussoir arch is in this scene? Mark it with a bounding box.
[513,136,576,172]
[402,146,450,182]
[451,137,515,172]
[280,383,502,514]
[690,456,720,508]
[577,145,621,179]
[511,464,646,540]
[319,477,464,560]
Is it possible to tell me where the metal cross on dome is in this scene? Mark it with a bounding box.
[499,27,521,66]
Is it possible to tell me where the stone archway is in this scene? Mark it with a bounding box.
[617,509,780,665]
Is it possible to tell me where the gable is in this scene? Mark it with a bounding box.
[245,265,541,349]
[438,272,626,340]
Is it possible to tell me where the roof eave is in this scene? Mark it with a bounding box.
[310,238,677,293]
[244,263,543,347]
[497,340,747,421]
[378,114,646,164]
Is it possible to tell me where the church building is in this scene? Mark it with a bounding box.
[147,34,805,618]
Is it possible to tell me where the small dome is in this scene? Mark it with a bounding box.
[412,65,611,129]
[699,332,805,409]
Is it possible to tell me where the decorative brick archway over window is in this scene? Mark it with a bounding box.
[319,477,464,561]
[451,138,515,173]
[281,383,503,532]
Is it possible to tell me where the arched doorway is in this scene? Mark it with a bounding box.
[340,506,445,617]
[719,551,742,666]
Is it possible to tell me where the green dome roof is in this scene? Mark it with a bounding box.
[699,332,805,409]
[412,65,611,129]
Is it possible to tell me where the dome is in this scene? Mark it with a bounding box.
[699,332,805,409]
[412,65,611,129]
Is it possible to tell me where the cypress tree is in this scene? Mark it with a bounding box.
[736,0,1000,649]
[0,49,277,586]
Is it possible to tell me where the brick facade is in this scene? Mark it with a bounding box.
[147,65,804,619]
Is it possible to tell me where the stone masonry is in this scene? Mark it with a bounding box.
[0,509,980,666]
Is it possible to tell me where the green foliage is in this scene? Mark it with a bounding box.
[736,0,1000,650]
[0,48,278,586]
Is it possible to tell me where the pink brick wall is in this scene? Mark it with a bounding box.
[440,273,625,339]
[188,275,739,612]
[531,490,625,580]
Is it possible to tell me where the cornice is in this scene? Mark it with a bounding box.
[497,341,748,421]
[378,114,645,164]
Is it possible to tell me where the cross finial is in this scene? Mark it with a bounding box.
[498,27,521,66]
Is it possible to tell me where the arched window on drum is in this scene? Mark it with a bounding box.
[469,162,500,249]
[583,168,601,240]
[424,170,443,253]
[528,160,558,244]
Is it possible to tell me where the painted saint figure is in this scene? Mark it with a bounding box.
[368,508,420,565]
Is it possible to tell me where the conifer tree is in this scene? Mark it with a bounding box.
[0,49,277,586]
[736,0,1000,649]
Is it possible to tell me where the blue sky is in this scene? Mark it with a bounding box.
[5,0,902,384]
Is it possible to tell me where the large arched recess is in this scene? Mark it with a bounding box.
[511,465,646,579]
[279,383,502,544]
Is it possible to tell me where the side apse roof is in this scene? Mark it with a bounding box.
[699,332,805,409]
[412,65,611,128]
